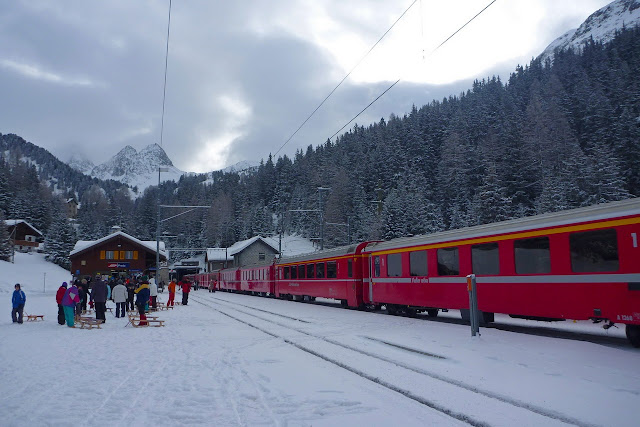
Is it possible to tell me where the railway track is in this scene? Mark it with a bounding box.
[192,292,597,427]
[211,290,629,348]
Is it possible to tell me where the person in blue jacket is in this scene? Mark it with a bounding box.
[12,283,26,324]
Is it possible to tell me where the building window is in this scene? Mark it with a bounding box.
[105,251,115,260]
[409,250,428,277]
[387,253,402,277]
[316,262,325,279]
[472,243,500,275]
[125,251,134,259]
[81,260,86,266]
[570,229,619,273]
[326,261,337,278]
[259,252,266,260]
[515,237,550,274]
[437,247,459,276]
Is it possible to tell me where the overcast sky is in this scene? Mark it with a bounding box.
[0,0,612,173]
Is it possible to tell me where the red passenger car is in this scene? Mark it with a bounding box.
[276,242,372,306]
[239,262,276,296]
[219,268,240,292]
[362,198,640,345]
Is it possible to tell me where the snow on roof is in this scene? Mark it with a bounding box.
[70,230,167,257]
[206,248,232,261]
[5,219,43,236]
[227,236,279,256]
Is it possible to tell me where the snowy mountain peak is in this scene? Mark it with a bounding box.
[91,144,184,191]
[67,153,95,175]
[541,0,640,62]
[139,143,174,167]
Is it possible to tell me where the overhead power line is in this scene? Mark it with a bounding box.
[160,0,172,148]
[273,0,420,158]
[327,0,499,143]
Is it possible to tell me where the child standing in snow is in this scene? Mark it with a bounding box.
[11,284,26,324]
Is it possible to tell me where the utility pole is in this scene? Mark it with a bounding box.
[156,167,170,279]
[317,187,331,250]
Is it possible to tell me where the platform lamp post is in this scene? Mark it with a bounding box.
[156,167,170,278]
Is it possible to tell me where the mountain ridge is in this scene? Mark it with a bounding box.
[540,0,640,61]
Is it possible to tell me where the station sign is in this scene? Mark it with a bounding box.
[107,262,130,268]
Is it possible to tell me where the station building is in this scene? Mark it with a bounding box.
[69,230,167,279]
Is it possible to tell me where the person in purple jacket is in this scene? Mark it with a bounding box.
[62,282,80,327]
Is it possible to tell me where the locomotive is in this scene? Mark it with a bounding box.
[196,198,640,347]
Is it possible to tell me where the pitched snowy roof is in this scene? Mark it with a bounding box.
[70,231,167,258]
[227,236,279,256]
[206,248,232,261]
[5,219,43,236]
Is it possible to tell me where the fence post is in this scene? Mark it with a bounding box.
[467,274,480,336]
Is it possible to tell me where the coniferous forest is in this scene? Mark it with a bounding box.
[1,27,639,266]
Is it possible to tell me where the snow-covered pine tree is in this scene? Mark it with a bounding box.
[0,211,12,261]
[44,214,77,269]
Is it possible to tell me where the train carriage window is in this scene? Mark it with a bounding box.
[327,261,337,278]
[316,262,325,279]
[437,247,459,276]
[472,243,500,275]
[387,253,402,277]
[348,259,353,278]
[307,264,314,279]
[283,266,290,279]
[373,256,381,277]
[291,265,297,279]
[570,229,619,272]
[298,265,305,279]
[515,237,550,274]
[409,250,428,276]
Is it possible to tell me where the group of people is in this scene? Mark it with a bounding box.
[52,273,193,327]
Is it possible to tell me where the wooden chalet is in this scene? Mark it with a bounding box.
[69,230,167,279]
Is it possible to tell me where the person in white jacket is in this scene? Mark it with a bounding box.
[112,281,128,318]
[149,277,158,309]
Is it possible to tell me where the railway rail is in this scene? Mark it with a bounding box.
[191,292,597,427]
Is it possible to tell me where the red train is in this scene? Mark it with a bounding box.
[204,198,640,347]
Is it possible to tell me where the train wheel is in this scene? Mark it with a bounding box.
[386,304,397,315]
[427,309,438,318]
[626,325,640,348]
[340,299,348,308]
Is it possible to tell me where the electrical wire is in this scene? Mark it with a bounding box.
[326,0,498,143]
[160,0,172,148]
[273,0,419,158]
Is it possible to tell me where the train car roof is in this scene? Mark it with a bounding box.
[278,243,361,264]
[367,197,640,252]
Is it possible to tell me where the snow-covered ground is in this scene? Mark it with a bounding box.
[1,254,638,426]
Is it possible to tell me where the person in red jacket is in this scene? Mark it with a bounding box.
[180,279,191,305]
[56,282,67,325]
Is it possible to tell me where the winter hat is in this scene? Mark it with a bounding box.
[14,283,20,289]
[141,275,149,282]
[62,282,68,288]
